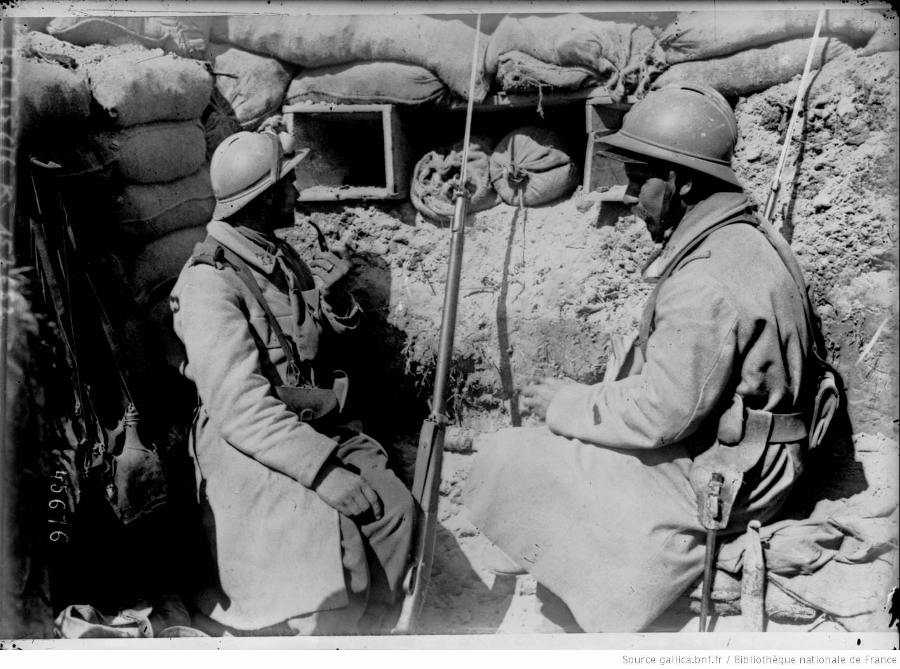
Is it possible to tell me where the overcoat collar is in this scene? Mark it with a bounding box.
[207,219,279,275]
[642,192,755,280]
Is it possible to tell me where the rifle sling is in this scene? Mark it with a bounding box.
[639,215,829,370]
[217,245,302,387]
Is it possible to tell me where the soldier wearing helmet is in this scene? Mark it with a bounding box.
[465,83,821,632]
[170,128,414,636]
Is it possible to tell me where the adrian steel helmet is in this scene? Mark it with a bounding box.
[210,130,308,219]
[598,82,741,188]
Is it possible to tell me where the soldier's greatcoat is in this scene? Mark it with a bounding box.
[465,192,816,632]
[171,220,363,630]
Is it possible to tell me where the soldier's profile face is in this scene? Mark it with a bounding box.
[624,163,669,240]
[269,177,300,230]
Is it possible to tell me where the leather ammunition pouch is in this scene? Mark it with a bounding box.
[691,393,808,531]
[275,371,349,425]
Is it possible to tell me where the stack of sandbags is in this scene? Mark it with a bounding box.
[656,9,894,96]
[17,33,93,139]
[17,30,214,371]
[485,14,665,100]
[211,14,486,102]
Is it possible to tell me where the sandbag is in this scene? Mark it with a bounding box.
[90,120,207,184]
[17,59,91,137]
[860,21,900,56]
[206,43,297,130]
[47,16,212,59]
[85,51,212,127]
[126,224,208,305]
[660,9,886,64]
[203,99,241,160]
[18,17,53,33]
[490,127,579,207]
[654,35,855,97]
[211,14,489,101]
[497,51,598,93]
[111,167,214,249]
[286,61,449,106]
[485,15,664,100]
[410,136,499,221]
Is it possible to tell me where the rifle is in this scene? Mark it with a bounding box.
[392,14,482,635]
[699,10,831,633]
[763,9,826,223]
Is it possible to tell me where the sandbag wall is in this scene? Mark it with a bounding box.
[16,8,900,417]
[17,25,215,442]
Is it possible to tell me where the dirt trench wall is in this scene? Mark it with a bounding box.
[289,50,899,460]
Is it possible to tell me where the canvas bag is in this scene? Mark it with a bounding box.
[490,126,580,207]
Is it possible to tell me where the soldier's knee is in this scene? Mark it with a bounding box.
[382,484,415,535]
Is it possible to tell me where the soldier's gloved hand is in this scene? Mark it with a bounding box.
[309,250,352,304]
[520,377,567,421]
[312,460,383,520]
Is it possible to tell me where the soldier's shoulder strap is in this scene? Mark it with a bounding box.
[188,236,227,269]
[187,235,301,386]
[638,216,754,357]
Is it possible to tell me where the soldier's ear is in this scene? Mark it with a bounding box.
[678,178,693,198]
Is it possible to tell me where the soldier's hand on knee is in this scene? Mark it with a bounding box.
[312,462,384,520]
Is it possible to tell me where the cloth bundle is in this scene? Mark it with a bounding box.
[54,596,207,638]
[490,127,580,207]
[410,136,499,221]
[496,51,599,93]
[486,14,665,100]
[688,495,898,631]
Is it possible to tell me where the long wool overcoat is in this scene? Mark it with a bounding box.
[171,220,362,630]
[465,192,817,632]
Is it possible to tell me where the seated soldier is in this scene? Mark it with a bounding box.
[465,83,827,632]
[170,130,414,636]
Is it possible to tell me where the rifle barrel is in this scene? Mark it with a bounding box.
[431,197,468,418]
[763,9,826,222]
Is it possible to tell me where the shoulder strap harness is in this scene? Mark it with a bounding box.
[189,237,348,423]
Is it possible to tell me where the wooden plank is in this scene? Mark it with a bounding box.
[284,103,394,115]
[447,88,637,111]
[297,186,405,202]
[286,103,410,201]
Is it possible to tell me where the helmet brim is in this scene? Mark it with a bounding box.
[598,132,742,189]
[213,149,309,220]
